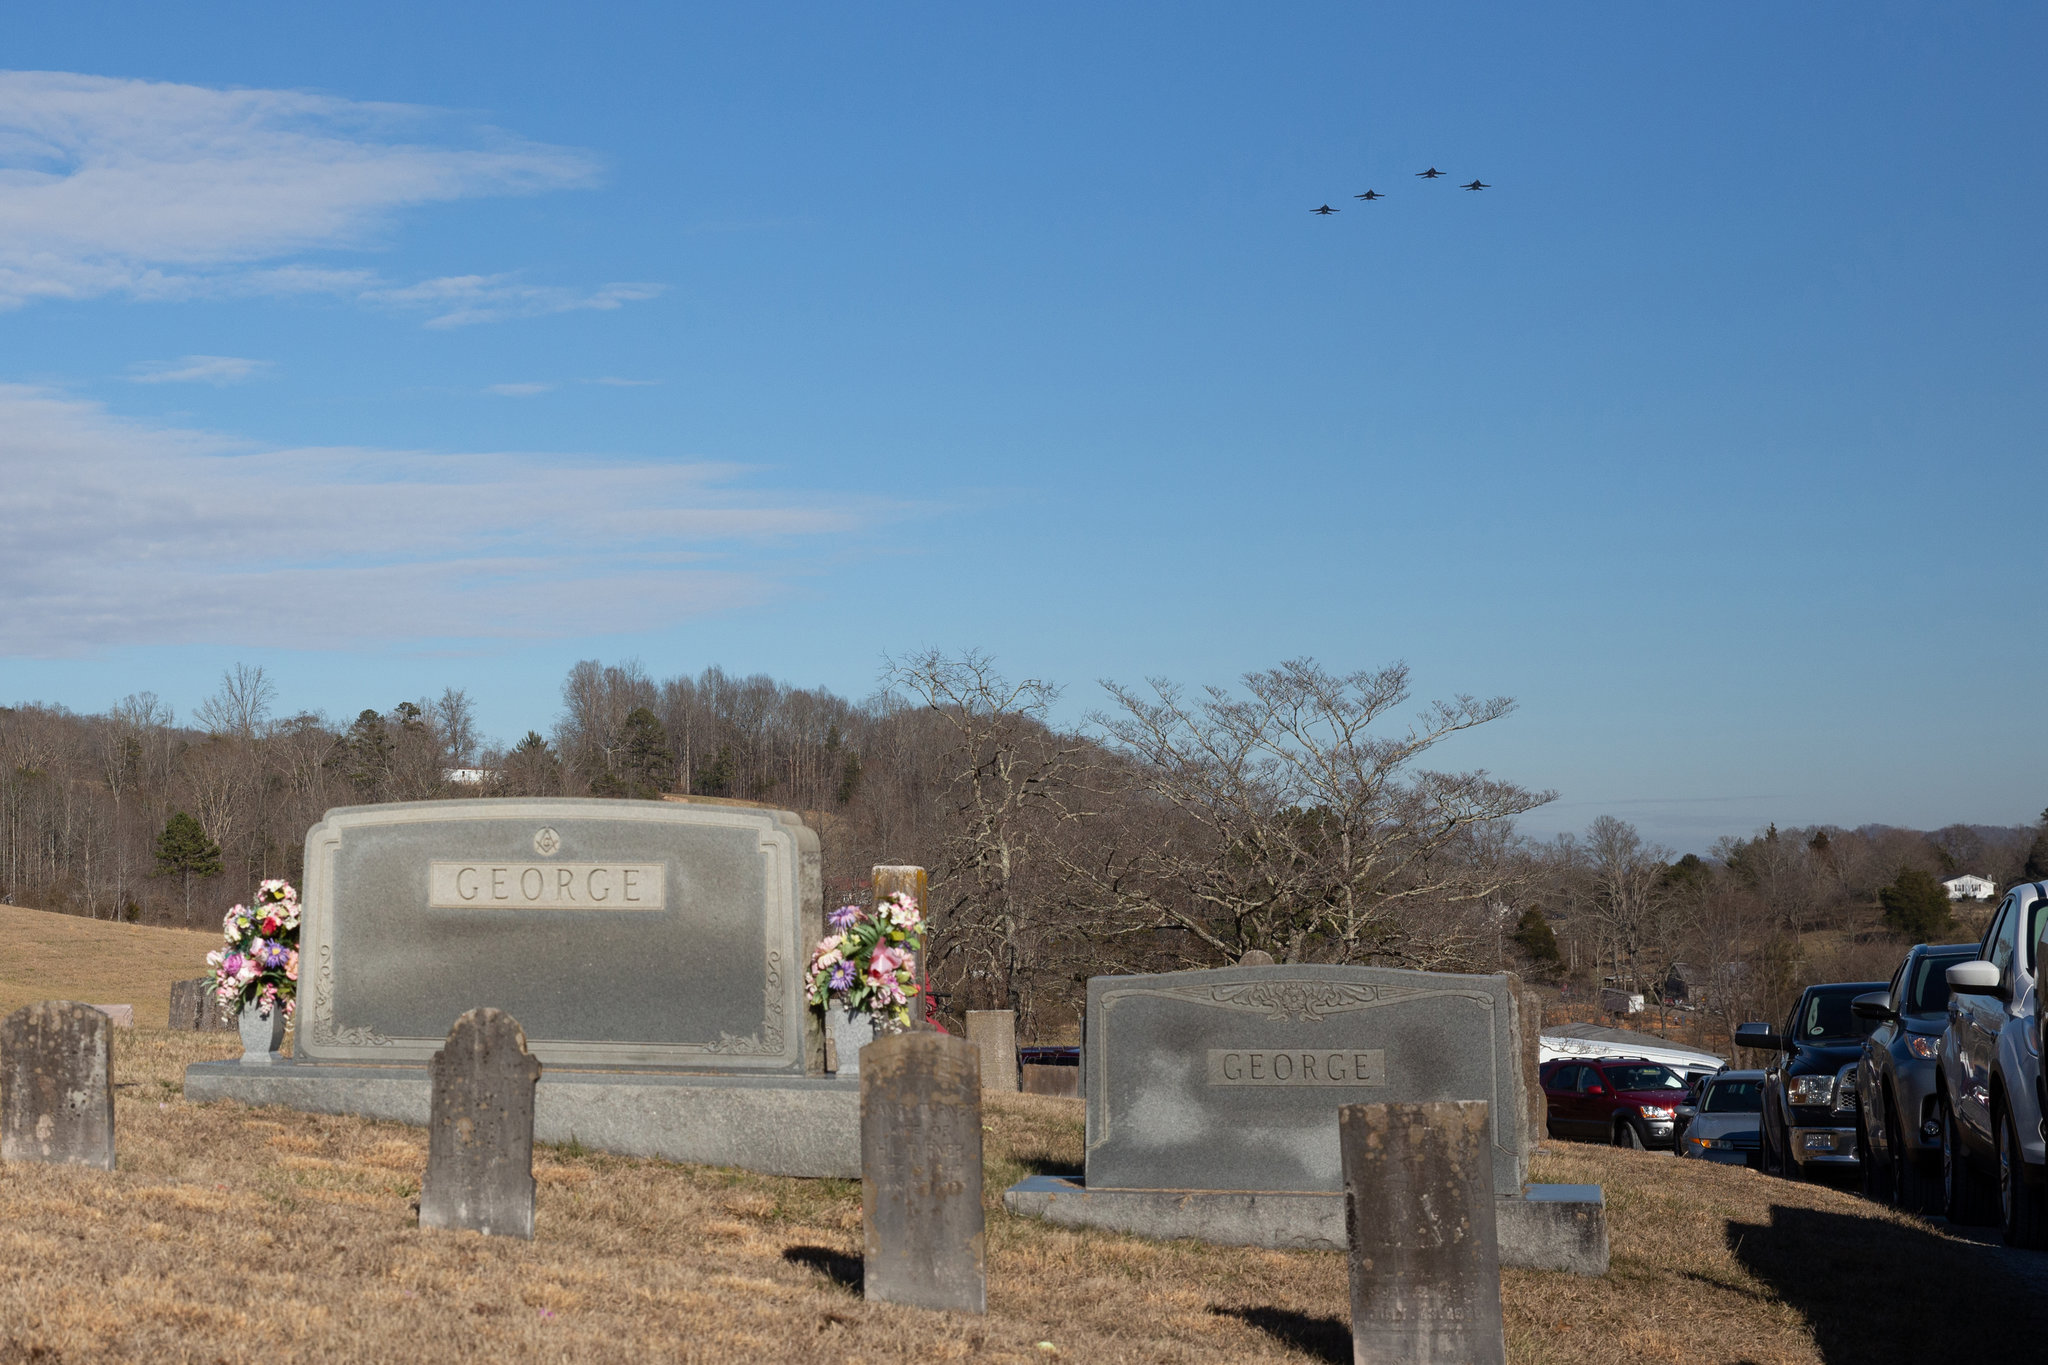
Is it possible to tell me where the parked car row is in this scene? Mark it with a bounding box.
[1725,880,2048,1249]
[1537,879,2048,1252]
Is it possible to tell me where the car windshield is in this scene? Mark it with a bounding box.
[1701,1079,1763,1113]
[1603,1064,1683,1092]
[1905,952,1971,1017]
[1799,988,1866,1041]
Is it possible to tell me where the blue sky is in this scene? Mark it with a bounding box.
[2,4,2043,850]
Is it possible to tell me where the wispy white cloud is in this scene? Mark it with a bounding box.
[586,376,661,387]
[0,384,880,654]
[366,273,662,328]
[129,354,272,385]
[485,381,554,397]
[0,71,659,324]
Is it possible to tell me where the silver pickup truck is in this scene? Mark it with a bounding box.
[1936,882,2048,1247]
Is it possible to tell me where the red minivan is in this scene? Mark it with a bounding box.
[1540,1056,1690,1150]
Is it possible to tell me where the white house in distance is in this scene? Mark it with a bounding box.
[1943,873,1997,901]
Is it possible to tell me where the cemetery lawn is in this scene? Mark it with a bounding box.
[7,1034,2047,1361]
[0,905,219,1028]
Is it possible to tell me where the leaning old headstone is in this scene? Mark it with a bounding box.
[1,1001,116,1170]
[419,1008,543,1240]
[965,1010,1018,1092]
[1342,1100,1505,1365]
[862,1031,986,1313]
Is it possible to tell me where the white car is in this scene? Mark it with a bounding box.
[1936,882,2048,1247]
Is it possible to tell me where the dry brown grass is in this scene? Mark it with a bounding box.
[0,905,218,1027]
[3,902,2043,1362]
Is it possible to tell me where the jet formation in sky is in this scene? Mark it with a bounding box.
[1312,168,1489,213]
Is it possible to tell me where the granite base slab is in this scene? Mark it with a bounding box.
[1001,1176,1608,1276]
[185,1059,860,1178]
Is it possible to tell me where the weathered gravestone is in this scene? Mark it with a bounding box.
[1342,1100,1505,1365]
[420,1009,542,1240]
[170,978,233,1033]
[965,1011,1017,1092]
[862,1031,985,1313]
[1,1001,115,1170]
[184,798,859,1177]
[1003,964,1607,1273]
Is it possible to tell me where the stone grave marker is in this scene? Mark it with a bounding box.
[1341,1100,1505,1365]
[862,1031,985,1313]
[170,979,232,1033]
[291,798,822,1070]
[965,1010,1017,1092]
[1,1001,116,1170]
[90,1005,134,1029]
[419,1008,543,1239]
[1084,964,1527,1196]
[184,798,862,1179]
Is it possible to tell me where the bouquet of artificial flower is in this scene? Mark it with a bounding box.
[206,879,302,1021]
[804,891,924,1028]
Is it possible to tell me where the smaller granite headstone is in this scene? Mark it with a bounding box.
[965,1011,1017,1092]
[1,1001,115,1170]
[419,1008,543,1240]
[169,979,232,1032]
[90,1005,134,1029]
[1238,950,1276,966]
[862,1031,985,1313]
[1342,1100,1504,1365]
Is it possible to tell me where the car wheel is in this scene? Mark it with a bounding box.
[1614,1118,1644,1149]
[1858,1103,1892,1204]
[1760,1103,1784,1177]
[1887,1093,1932,1214]
[1941,1091,1997,1226]
[1997,1100,2048,1249]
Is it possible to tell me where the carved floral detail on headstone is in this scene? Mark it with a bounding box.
[308,944,392,1048]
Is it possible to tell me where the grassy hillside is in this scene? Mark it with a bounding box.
[0,904,219,1027]
[1,1025,2044,1362]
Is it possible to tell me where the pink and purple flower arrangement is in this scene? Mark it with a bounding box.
[805,890,924,1027]
[205,879,302,1021]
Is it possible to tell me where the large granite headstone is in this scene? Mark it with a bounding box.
[420,1008,542,1240]
[862,1031,986,1313]
[184,798,861,1179]
[1342,1100,1505,1365]
[1,1001,115,1170]
[1084,965,1528,1197]
[965,1011,1017,1092]
[294,798,822,1070]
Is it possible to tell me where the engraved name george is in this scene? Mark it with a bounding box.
[427,862,665,910]
[1206,1048,1386,1086]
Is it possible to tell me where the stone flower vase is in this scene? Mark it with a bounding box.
[238,1000,286,1066]
[826,1001,878,1076]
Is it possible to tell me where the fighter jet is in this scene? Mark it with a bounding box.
[1416,167,1445,178]
[1311,204,1339,214]
[1462,179,1490,191]
[1354,189,1384,201]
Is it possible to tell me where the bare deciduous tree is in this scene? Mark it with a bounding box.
[193,663,276,740]
[1080,658,1552,967]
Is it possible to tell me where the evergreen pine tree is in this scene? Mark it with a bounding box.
[1879,865,1955,940]
[154,810,223,922]
[1512,907,1563,976]
[2023,809,2048,882]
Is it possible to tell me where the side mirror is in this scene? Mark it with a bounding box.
[1850,991,1894,1023]
[1585,1082,1607,1096]
[1947,960,2006,1001]
[1734,1022,1785,1052]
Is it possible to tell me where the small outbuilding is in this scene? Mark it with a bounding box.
[1942,873,1997,901]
